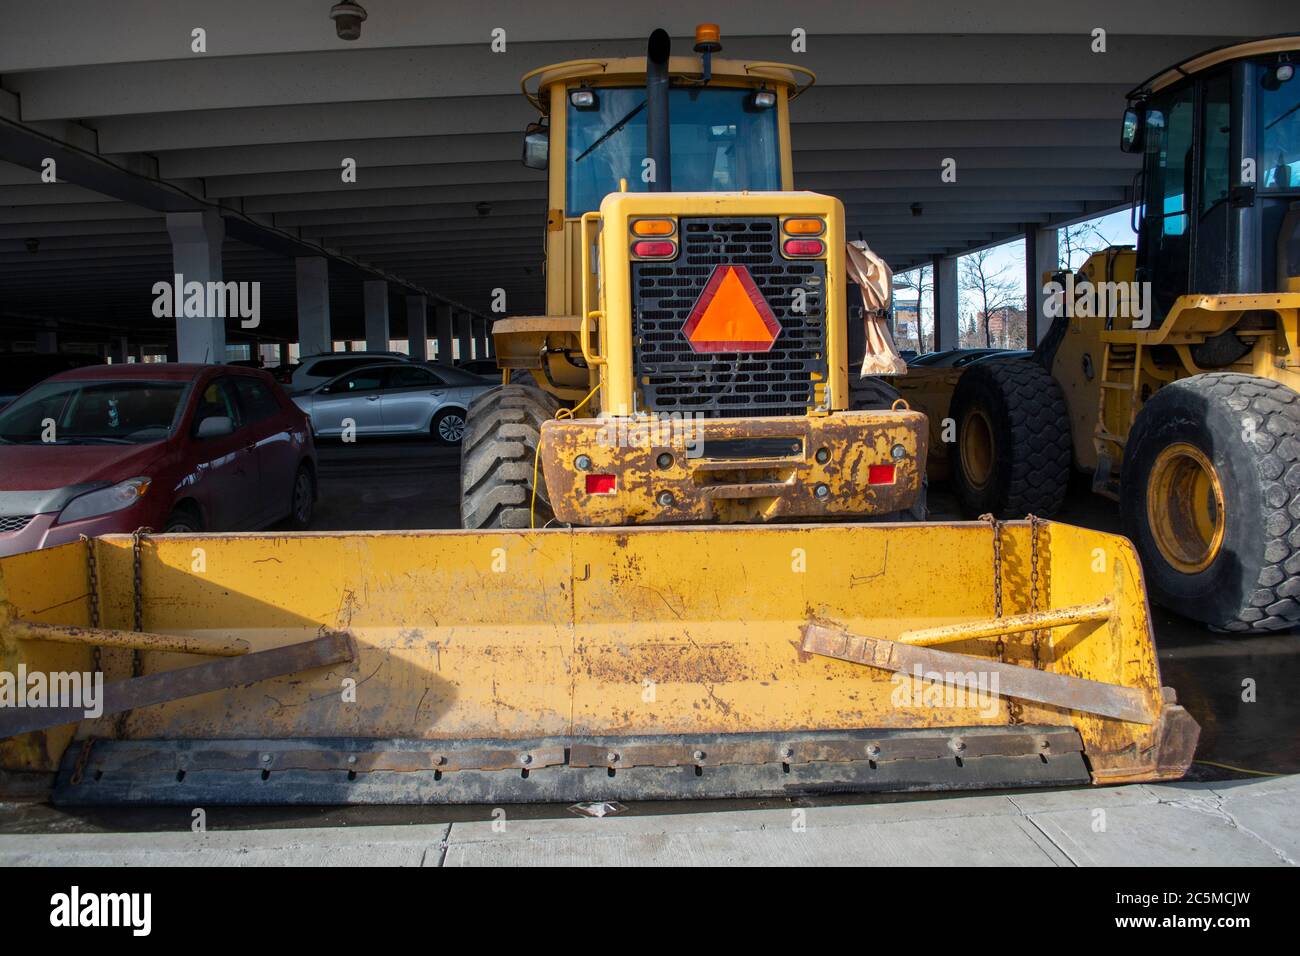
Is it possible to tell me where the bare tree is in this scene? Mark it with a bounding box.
[894,264,931,352]
[959,248,1020,348]
[1060,220,1109,271]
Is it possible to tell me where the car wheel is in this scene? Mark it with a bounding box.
[433,408,468,445]
[288,463,316,530]
[163,504,202,533]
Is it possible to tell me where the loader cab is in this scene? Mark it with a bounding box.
[519,26,806,317]
[1124,38,1300,320]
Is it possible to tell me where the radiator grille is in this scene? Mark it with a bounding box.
[0,515,33,533]
[631,217,827,417]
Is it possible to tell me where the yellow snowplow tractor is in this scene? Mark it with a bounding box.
[463,26,927,529]
[901,36,1300,634]
[1,523,1196,804]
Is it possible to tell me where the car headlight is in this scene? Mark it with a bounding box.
[57,477,152,524]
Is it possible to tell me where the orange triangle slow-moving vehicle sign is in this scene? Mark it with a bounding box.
[681,264,782,353]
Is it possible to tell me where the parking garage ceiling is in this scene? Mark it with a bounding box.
[2,0,1298,347]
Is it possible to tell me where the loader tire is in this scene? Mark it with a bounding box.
[1121,373,1300,633]
[949,359,1071,518]
[460,384,561,530]
[849,376,902,411]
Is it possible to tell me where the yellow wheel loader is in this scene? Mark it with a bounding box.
[0,27,1198,806]
[901,36,1300,635]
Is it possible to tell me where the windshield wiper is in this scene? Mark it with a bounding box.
[1266,100,1300,131]
[575,99,647,163]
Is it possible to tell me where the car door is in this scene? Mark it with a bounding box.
[379,365,446,433]
[310,367,387,436]
[186,376,262,530]
[230,374,295,527]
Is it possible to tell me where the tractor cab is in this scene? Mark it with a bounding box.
[517,25,810,321]
[1122,36,1300,318]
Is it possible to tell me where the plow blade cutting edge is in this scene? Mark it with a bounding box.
[0,520,1197,804]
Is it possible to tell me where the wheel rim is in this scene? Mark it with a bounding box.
[959,409,995,490]
[1146,442,1225,575]
[293,471,313,523]
[439,414,466,442]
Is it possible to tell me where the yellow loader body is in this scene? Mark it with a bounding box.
[1,521,1196,804]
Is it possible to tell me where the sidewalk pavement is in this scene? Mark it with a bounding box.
[2,774,1295,866]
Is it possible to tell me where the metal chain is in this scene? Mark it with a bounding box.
[77,535,103,777]
[113,527,151,738]
[1028,514,1043,670]
[980,514,1005,661]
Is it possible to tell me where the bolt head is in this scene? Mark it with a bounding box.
[657,490,675,507]
[656,452,673,469]
[891,443,906,460]
[814,483,830,499]
[519,753,533,766]
[606,751,620,764]
[574,455,592,471]
[815,447,830,464]
[692,749,706,762]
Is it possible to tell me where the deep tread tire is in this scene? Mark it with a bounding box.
[949,359,1071,518]
[848,376,902,411]
[1121,373,1300,633]
[460,384,561,529]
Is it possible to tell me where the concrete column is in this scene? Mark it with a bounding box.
[483,319,494,358]
[473,317,489,361]
[295,257,331,358]
[434,303,454,363]
[455,311,474,362]
[933,255,959,350]
[364,280,390,352]
[405,295,428,360]
[166,210,226,364]
[110,336,129,364]
[1025,224,1060,345]
[34,322,58,353]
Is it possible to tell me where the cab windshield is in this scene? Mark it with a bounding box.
[566,86,781,216]
[1260,62,1300,193]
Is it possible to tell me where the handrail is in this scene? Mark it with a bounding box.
[578,211,606,366]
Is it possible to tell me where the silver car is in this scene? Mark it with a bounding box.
[292,363,493,444]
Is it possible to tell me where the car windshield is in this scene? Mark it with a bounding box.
[566,86,781,216]
[0,379,187,445]
[1260,62,1300,193]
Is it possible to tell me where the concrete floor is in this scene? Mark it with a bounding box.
[3,775,1295,866]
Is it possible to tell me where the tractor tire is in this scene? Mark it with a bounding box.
[849,376,902,411]
[1121,373,1300,633]
[949,359,1071,518]
[459,384,562,530]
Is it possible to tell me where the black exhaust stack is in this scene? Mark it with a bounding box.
[646,28,672,192]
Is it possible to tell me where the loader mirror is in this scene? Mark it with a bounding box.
[1120,107,1145,153]
[522,123,549,170]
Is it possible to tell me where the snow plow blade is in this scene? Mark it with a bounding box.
[0,520,1197,805]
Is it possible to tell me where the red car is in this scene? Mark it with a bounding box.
[0,364,317,557]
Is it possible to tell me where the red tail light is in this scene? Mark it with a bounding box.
[868,464,896,485]
[631,240,676,259]
[783,238,825,257]
[585,474,617,494]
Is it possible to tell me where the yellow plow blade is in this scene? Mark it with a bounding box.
[0,520,1197,804]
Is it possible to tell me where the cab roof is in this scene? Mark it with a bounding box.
[1130,34,1300,100]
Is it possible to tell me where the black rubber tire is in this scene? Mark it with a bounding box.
[848,376,902,411]
[286,462,315,530]
[949,359,1071,518]
[432,407,468,445]
[163,503,202,533]
[459,384,562,529]
[1121,373,1300,633]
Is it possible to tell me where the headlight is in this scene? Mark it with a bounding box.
[57,477,152,524]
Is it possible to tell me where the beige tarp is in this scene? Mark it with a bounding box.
[846,241,907,377]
